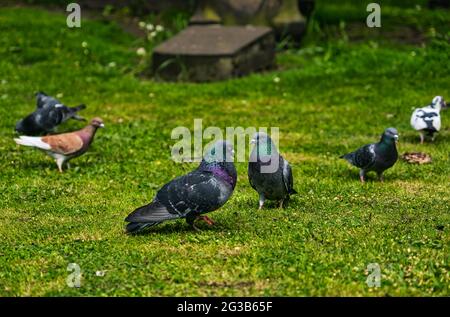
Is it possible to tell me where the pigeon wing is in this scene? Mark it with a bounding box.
[158,171,223,215]
[342,144,376,169]
[411,108,440,131]
[37,107,64,131]
[41,133,84,155]
[281,156,296,194]
[126,171,223,224]
[248,162,258,191]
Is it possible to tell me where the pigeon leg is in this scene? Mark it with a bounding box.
[359,170,366,183]
[198,215,215,226]
[419,132,424,144]
[377,172,384,182]
[55,157,65,173]
[258,194,265,210]
[191,223,201,232]
[280,196,290,209]
[186,214,201,231]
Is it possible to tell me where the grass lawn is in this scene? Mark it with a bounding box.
[0,2,449,296]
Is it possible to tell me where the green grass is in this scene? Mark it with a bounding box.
[0,2,449,296]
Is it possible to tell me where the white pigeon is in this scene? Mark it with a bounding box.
[410,96,447,144]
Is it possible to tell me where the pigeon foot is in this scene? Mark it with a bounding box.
[198,215,215,226]
[191,223,201,232]
[258,194,265,210]
[420,133,425,144]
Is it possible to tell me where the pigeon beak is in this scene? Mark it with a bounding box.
[394,135,399,144]
[250,139,256,145]
[99,123,105,128]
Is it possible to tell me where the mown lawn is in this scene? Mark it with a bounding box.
[0,2,449,296]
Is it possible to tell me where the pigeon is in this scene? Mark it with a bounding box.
[410,96,447,143]
[15,92,86,135]
[125,140,237,233]
[340,128,399,183]
[14,117,104,172]
[248,132,296,209]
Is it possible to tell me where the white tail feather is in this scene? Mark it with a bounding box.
[14,136,51,150]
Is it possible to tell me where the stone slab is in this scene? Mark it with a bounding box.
[152,25,275,82]
[154,25,272,57]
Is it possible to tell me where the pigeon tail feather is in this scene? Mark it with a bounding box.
[125,201,178,223]
[71,104,86,112]
[126,222,160,234]
[14,136,51,150]
[340,153,354,162]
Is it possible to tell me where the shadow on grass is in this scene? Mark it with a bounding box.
[18,159,55,171]
[17,157,103,173]
[339,168,386,183]
[124,218,235,236]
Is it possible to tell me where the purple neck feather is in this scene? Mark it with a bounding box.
[76,125,97,145]
[203,164,236,188]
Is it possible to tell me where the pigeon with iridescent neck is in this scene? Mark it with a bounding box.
[340,128,399,183]
[14,117,104,172]
[248,132,296,209]
[15,92,86,135]
[410,96,447,144]
[125,140,237,233]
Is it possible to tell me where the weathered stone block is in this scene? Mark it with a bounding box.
[152,25,275,82]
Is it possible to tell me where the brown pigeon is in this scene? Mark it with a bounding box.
[14,117,104,172]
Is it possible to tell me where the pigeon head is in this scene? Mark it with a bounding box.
[35,91,47,97]
[251,131,271,144]
[432,96,446,110]
[35,91,51,105]
[15,115,39,134]
[251,132,277,156]
[381,127,399,144]
[90,117,105,128]
[204,140,234,163]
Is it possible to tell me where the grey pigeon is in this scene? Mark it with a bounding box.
[125,140,237,233]
[14,117,104,172]
[248,132,296,209]
[15,92,86,135]
[340,128,399,182]
[410,96,447,143]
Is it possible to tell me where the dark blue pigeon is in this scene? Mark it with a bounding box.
[340,128,399,182]
[15,92,86,135]
[248,132,296,209]
[125,140,237,233]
